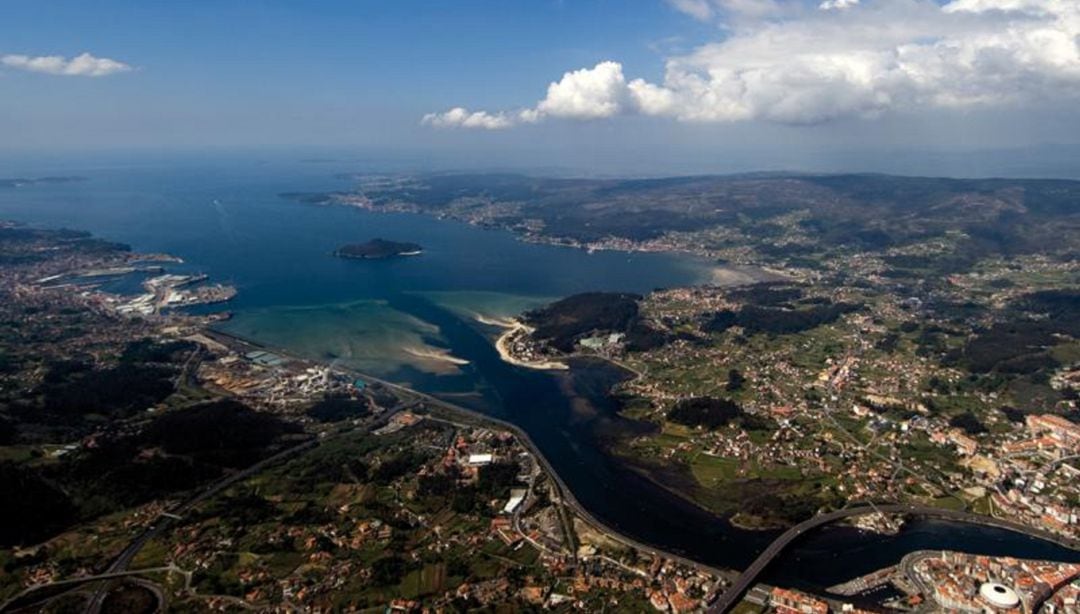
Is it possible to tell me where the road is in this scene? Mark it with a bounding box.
[80,438,319,613]
[201,330,1080,611]
[205,328,734,582]
[376,374,732,578]
[898,550,938,607]
[707,503,1080,613]
[79,408,401,614]
[1036,567,1080,613]
[0,566,180,613]
[11,328,719,613]
[210,329,733,579]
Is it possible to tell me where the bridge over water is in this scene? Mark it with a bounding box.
[708,504,1080,613]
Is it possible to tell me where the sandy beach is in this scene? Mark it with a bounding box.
[487,318,569,371]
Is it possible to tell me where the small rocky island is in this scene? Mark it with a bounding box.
[334,238,423,260]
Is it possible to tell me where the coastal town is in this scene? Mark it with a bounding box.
[10,0,1080,608]
[0,223,728,612]
[3,166,1080,614]
[491,226,1080,543]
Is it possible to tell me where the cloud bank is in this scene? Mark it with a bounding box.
[424,0,1080,128]
[1,52,131,77]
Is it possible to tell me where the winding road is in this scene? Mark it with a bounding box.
[80,441,319,613]
[75,406,403,614]
[55,330,1077,614]
[208,330,1080,613]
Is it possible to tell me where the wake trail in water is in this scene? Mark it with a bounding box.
[212,198,238,245]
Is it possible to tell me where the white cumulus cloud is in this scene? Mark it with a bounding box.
[424,0,1080,128]
[666,0,787,21]
[421,107,517,130]
[536,61,630,119]
[943,0,1056,13]
[819,0,859,10]
[666,0,716,21]
[1,52,131,77]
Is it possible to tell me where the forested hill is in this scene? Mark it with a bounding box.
[291,173,1080,266]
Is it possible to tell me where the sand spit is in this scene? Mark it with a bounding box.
[489,318,569,371]
[402,346,471,366]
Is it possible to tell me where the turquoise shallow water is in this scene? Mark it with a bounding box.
[2,155,1077,591]
[0,158,718,379]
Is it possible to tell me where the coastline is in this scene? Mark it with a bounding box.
[489,318,570,371]
[10,172,1080,608]
[200,326,734,583]
[203,326,1080,602]
[610,441,785,534]
[476,309,821,535]
[302,193,784,283]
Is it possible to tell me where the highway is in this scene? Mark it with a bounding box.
[206,329,733,581]
[898,550,938,603]
[78,407,401,614]
[351,369,733,579]
[707,503,1080,613]
[104,329,1080,613]
[79,438,319,613]
[207,329,1080,612]
[0,566,179,613]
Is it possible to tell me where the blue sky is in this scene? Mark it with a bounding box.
[1,1,685,103]
[3,1,1080,175]
[1,2,691,144]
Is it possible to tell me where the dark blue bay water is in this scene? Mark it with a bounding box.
[1,154,1076,590]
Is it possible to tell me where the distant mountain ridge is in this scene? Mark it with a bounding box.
[286,172,1080,270]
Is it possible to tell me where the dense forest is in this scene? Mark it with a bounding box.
[704,300,862,336]
[0,399,301,548]
[667,397,744,429]
[306,394,371,422]
[0,336,198,444]
[524,292,641,352]
[957,289,1079,377]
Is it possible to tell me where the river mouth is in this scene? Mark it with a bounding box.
[2,159,1078,595]
[310,290,1080,592]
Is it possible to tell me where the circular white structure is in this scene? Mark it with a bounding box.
[979,582,1020,610]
